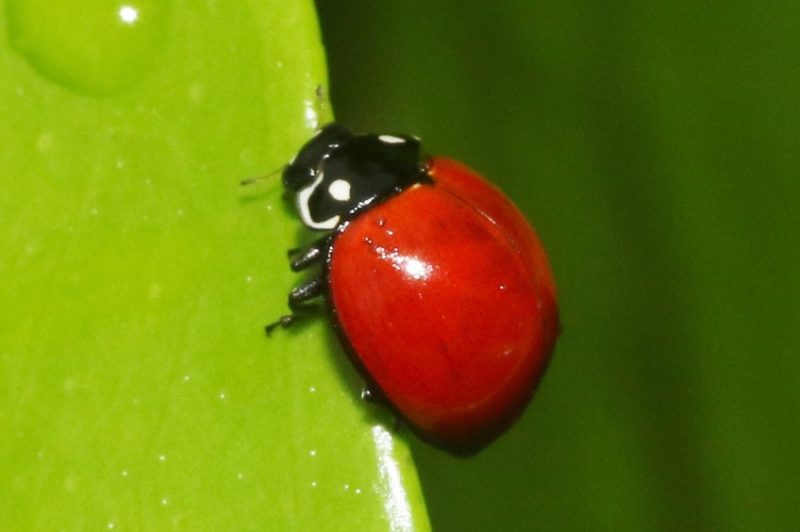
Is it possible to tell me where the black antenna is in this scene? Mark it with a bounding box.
[240,165,286,187]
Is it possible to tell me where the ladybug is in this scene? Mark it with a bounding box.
[269,124,559,453]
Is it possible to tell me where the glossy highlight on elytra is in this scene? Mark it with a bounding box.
[366,237,435,283]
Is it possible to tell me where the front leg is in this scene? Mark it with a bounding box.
[266,236,332,335]
[265,275,325,335]
[289,235,331,272]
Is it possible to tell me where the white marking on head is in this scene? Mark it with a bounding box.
[297,172,340,230]
[378,135,406,144]
[328,179,352,202]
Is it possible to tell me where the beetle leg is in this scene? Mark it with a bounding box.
[264,315,294,335]
[360,385,387,404]
[267,237,332,335]
[289,236,331,272]
[265,275,325,335]
[288,275,325,309]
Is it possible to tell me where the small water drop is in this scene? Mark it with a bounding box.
[303,99,319,129]
[36,132,53,153]
[63,475,79,493]
[118,5,138,24]
[188,83,205,102]
[147,284,162,299]
[6,0,172,96]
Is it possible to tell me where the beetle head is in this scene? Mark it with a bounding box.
[284,124,429,231]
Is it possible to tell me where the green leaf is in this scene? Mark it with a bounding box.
[0,1,429,530]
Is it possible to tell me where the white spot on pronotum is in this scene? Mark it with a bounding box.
[378,135,405,144]
[328,179,352,202]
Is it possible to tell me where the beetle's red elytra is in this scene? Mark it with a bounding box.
[268,124,559,453]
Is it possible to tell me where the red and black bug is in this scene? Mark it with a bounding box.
[269,124,559,453]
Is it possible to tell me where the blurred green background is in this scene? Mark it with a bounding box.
[316,1,800,530]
